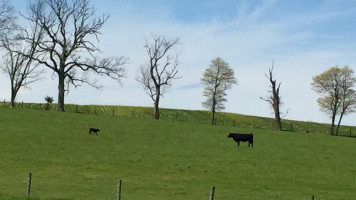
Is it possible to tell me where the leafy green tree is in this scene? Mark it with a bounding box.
[311,66,356,135]
[201,57,237,125]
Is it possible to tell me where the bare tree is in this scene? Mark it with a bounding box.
[201,57,237,125]
[1,33,43,108]
[0,0,41,108]
[136,34,181,119]
[21,0,126,111]
[260,61,284,131]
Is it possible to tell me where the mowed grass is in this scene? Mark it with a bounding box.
[0,108,355,200]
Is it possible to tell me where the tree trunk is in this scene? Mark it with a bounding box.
[57,72,65,112]
[211,99,216,125]
[272,85,282,131]
[330,113,336,136]
[211,109,216,125]
[10,87,16,108]
[274,113,282,131]
[336,111,345,136]
[153,86,160,119]
[329,101,339,135]
[211,93,217,125]
[273,101,282,131]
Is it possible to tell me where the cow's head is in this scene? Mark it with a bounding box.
[227,133,232,138]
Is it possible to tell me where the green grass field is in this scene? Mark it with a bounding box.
[0,107,355,200]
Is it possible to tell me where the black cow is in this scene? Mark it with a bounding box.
[228,133,253,147]
[89,128,100,136]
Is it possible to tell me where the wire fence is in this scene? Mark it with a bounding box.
[24,173,317,200]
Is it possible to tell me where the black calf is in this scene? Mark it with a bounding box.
[89,128,100,136]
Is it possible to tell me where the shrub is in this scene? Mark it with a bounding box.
[44,96,54,110]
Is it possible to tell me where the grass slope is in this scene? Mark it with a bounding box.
[0,108,355,200]
[6,102,356,136]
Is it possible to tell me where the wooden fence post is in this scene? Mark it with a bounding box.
[27,173,32,196]
[310,195,314,200]
[117,179,122,200]
[309,123,312,133]
[112,108,115,116]
[209,186,215,200]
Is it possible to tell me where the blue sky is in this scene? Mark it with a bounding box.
[2,0,356,125]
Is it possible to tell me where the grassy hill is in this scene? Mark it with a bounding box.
[4,101,356,136]
[0,106,356,199]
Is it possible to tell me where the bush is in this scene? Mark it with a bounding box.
[44,96,54,110]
